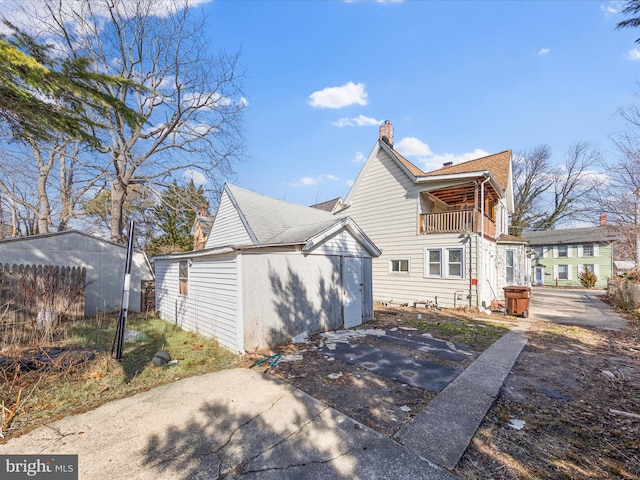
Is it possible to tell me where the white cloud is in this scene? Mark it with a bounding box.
[352,151,366,163]
[308,82,368,109]
[393,136,488,172]
[331,115,381,127]
[625,48,640,61]
[538,48,551,56]
[290,174,340,188]
[421,149,489,172]
[183,169,207,186]
[395,137,432,156]
[600,1,622,16]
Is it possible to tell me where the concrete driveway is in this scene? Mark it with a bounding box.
[529,287,627,330]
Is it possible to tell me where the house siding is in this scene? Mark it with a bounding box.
[206,191,252,248]
[344,148,488,308]
[155,251,242,352]
[531,242,612,288]
[311,230,371,256]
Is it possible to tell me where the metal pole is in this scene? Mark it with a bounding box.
[112,220,135,360]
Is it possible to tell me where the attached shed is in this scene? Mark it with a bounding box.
[0,231,154,316]
[154,184,381,353]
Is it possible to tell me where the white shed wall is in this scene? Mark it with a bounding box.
[241,248,344,351]
[155,251,242,352]
[0,232,152,315]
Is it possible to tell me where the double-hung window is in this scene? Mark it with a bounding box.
[505,249,515,284]
[426,247,464,279]
[558,264,568,280]
[582,244,594,257]
[557,245,568,258]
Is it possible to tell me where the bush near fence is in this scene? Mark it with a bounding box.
[0,263,86,345]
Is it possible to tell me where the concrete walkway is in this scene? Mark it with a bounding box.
[2,368,456,479]
[396,322,530,469]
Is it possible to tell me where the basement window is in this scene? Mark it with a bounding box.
[179,260,189,295]
[390,259,409,274]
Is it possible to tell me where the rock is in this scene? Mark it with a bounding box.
[508,418,526,430]
[152,350,171,366]
[327,372,343,380]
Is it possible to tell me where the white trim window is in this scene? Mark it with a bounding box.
[505,249,516,284]
[179,260,189,295]
[554,264,573,281]
[389,258,409,274]
[425,247,464,279]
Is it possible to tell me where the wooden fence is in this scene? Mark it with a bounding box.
[0,263,86,326]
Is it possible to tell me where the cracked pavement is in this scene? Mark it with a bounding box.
[1,368,455,479]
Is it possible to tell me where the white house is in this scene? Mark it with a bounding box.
[154,184,380,353]
[0,230,154,316]
[337,121,528,309]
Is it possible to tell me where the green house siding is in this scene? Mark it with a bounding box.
[531,242,612,288]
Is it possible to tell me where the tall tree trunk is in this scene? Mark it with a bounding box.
[111,182,126,243]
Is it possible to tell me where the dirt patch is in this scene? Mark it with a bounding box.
[454,307,640,479]
[263,304,510,437]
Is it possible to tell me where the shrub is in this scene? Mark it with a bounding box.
[578,268,598,288]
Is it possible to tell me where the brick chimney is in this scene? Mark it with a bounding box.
[379,120,393,147]
[600,214,607,226]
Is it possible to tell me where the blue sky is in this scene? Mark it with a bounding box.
[199,0,640,207]
[1,0,638,209]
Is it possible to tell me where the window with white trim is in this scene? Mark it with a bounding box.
[557,245,568,258]
[389,259,409,274]
[179,260,189,295]
[427,250,441,276]
[582,244,594,257]
[447,248,463,277]
[558,264,568,280]
[533,246,544,258]
[425,247,464,278]
[505,249,515,284]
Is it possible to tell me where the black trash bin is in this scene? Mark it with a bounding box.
[503,286,531,318]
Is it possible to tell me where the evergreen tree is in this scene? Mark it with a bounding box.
[149,181,208,256]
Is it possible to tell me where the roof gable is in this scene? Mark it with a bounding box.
[422,150,512,191]
[224,184,337,244]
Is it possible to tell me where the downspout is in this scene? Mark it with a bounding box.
[479,175,490,308]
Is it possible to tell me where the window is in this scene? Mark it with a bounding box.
[505,249,515,284]
[390,259,409,274]
[558,264,568,280]
[533,247,544,258]
[557,246,568,258]
[425,247,464,278]
[427,250,441,276]
[582,244,594,257]
[583,264,594,273]
[447,249,463,277]
[179,260,189,295]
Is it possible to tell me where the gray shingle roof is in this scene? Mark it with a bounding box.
[523,226,618,245]
[226,184,336,245]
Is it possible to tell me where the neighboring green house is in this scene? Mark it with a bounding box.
[524,227,618,288]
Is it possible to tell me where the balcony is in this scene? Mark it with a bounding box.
[419,210,495,238]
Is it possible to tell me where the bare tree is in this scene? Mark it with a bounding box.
[510,143,604,235]
[20,0,246,243]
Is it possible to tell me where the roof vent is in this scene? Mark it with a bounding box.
[443,161,453,167]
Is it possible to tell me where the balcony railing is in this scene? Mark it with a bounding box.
[419,210,495,238]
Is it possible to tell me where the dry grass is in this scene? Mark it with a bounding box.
[0,313,238,441]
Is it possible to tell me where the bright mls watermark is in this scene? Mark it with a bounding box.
[0,455,78,479]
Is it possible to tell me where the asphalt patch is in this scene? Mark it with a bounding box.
[375,330,473,362]
[323,342,461,391]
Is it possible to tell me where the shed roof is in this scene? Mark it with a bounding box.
[223,184,380,256]
[523,226,618,245]
[226,184,336,244]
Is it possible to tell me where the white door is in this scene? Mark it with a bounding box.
[534,266,544,285]
[343,257,363,329]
